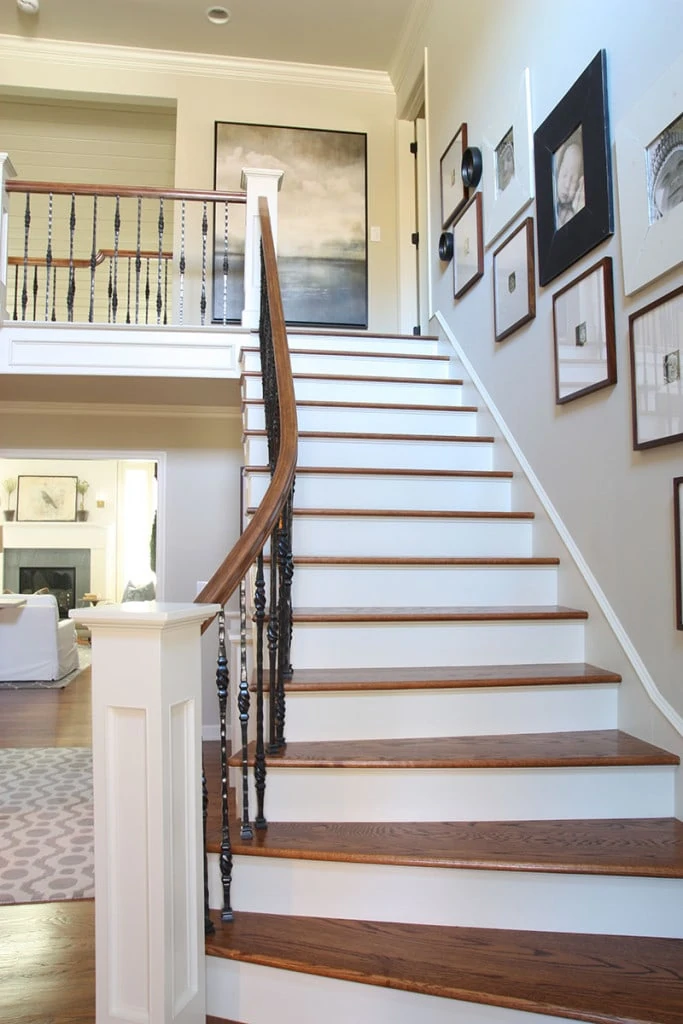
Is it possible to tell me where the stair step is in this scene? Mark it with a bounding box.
[241,347,453,379]
[284,329,443,354]
[243,400,480,434]
[206,912,683,1024]
[288,604,586,623]
[241,371,465,405]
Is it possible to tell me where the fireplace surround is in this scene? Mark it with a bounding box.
[4,547,91,618]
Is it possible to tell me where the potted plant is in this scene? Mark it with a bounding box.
[3,478,17,521]
[76,479,90,521]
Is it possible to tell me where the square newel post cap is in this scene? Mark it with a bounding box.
[69,601,221,631]
[240,167,285,192]
[0,153,17,179]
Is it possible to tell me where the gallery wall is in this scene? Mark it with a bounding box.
[396,0,683,721]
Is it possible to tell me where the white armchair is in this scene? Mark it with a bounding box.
[0,593,79,682]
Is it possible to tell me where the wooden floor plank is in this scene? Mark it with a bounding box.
[206,911,683,1024]
[0,667,92,748]
[229,730,679,769]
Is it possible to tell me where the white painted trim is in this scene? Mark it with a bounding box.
[0,35,394,95]
[390,0,433,101]
[0,400,240,420]
[434,309,683,739]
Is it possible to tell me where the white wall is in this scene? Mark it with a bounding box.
[396,1,683,720]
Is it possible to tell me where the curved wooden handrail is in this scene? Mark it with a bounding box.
[7,179,246,204]
[195,195,297,620]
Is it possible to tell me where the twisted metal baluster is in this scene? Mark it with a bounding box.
[45,192,53,322]
[51,267,57,322]
[88,195,97,324]
[215,609,234,922]
[178,200,186,325]
[275,491,295,747]
[21,193,30,321]
[135,197,142,325]
[111,196,121,323]
[202,761,215,936]
[163,258,169,326]
[200,200,208,325]
[12,265,18,320]
[156,198,164,325]
[107,259,113,323]
[145,259,150,325]
[222,201,229,324]
[238,579,254,840]
[126,257,132,325]
[254,553,267,828]
[266,521,281,753]
[67,193,76,322]
[31,266,38,322]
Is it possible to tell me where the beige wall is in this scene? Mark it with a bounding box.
[396,0,683,724]
[0,40,400,330]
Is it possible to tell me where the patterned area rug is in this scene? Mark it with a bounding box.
[0,645,91,690]
[0,747,94,904]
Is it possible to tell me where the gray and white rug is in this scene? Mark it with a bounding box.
[0,746,94,904]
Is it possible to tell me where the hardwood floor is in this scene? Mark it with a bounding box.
[0,666,92,749]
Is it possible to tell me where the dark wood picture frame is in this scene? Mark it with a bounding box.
[552,256,616,404]
[16,475,78,522]
[628,283,683,451]
[440,123,470,229]
[492,217,536,342]
[534,50,614,286]
[452,192,483,300]
[675,478,683,630]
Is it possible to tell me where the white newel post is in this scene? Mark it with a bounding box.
[70,601,220,1024]
[0,153,17,325]
[240,167,284,329]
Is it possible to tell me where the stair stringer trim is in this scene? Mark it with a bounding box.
[434,311,683,791]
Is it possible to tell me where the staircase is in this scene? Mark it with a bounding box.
[206,330,683,1024]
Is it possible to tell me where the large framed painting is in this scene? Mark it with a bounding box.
[534,50,614,287]
[213,121,368,328]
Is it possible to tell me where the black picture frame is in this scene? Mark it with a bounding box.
[492,217,536,343]
[440,123,470,229]
[534,50,614,287]
[628,283,683,450]
[552,256,616,404]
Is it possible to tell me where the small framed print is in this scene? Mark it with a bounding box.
[483,68,535,246]
[492,218,536,342]
[675,478,683,630]
[440,123,469,228]
[552,256,616,404]
[17,475,78,522]
[628,284,683,450]
[453,192,483,300]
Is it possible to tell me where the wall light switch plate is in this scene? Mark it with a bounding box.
[370,226,381,242]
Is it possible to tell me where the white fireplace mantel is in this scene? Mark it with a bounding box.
[2,521,115,599]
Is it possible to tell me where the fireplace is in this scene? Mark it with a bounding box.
[4,548,91,618]
[19,566,76,619]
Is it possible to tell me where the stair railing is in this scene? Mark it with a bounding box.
[195,195,297,926]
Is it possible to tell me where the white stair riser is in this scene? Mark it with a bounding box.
[241,349,453,379]
[261,563,557,607]
[285,333,445,354]
[279,516,533,557]
[250,765,675,822]
[243,403,480,435]
[245,435,493,470]
[207,958,577,1024]
[269,684,617,741]
[246,471,511,511]
[289,620,585,669]
[210,856,683,938]
[242,375,465,405]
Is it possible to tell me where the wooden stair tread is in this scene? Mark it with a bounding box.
[245,464,512,478]
[244,428,493,442]
[206,911,683,1024]
[248,506,533,519]
[260,662,618,690]
[229,730,679,769]
[242,370,464,385]
[223,817,683,878]
[286,328,440,341]
[244,399,479,412]
[289,605,588,622]
[241,345,449,361]
[263,556,559,567]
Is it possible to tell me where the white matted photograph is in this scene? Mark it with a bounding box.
[439,123,469,229]
[482,68,534,246]
[493,218,536,343]
[552,257,616,404]
[628,284,683,449]
[453,192,483,300]
[615,52,683,294]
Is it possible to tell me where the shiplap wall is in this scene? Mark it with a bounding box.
[2,96,176,323]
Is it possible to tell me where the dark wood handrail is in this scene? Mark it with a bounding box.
[7,179,246,204]
[9,248,173,270]
[195,195,297,619]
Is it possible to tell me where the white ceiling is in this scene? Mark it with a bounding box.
[1,0,420,72]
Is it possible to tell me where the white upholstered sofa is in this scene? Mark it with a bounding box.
[0,593,79,682]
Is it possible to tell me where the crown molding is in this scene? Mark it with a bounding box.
[0,400,239,421]
[0,34,395,95]
[390,0,433,98]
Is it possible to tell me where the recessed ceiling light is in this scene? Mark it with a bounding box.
[206,6,231,25]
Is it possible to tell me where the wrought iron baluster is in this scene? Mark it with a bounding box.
[135,197,142,325]
[275,491,295,747]
[222,201,229,325]
[179,201,186,325]
[156,198,164,325]
[12,264,18,321]
[88,195,97,324]
[202,761,215,936]
[107,259,113,323]
[45,192,53,323]
[145,258,150,324]
[21,193,30,321]
[111,196,121,323]
[267,521,281,753]
[253,553,267,828]
[163,258,169,326]
[238,579,254,840]
[51,267,57,322]
[67,193,76,322]
[126,257,132,324]
[32,266,38,322]
[215,609,234,922]
[200,200,208,325]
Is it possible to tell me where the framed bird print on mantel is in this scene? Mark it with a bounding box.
[16,476,78,522]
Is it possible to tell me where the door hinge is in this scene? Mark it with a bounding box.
[412,325,421,336]
[410,141,418,156]
[411,231,419,247]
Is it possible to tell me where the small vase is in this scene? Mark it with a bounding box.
[3,510,15,521]
[76,509,89,522]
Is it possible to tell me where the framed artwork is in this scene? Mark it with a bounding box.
[453,192,483,300]
[615,52,683,295]
[213,121,368,328]
[675,477,683,630]
[628,284,683,450]
[17,476,78,522]
[440,123,469,228]
[483,68,534,247]
[493,218,536,342]
[534,50,614,286]
[552,256,616,404]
